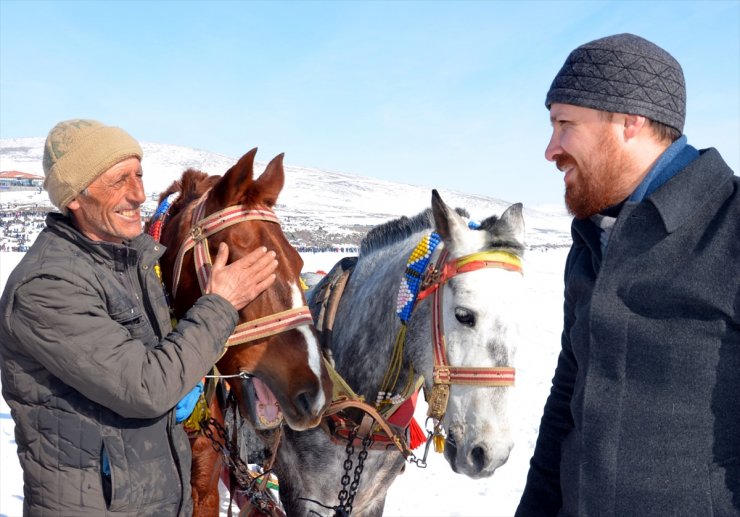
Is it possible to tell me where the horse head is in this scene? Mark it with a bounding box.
[157,148,332,431]
[428,190,525,478]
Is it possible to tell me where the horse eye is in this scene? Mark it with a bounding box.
[455,307,475,327]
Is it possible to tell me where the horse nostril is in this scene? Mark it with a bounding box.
[294,390,313,415]
[470,445,488,472]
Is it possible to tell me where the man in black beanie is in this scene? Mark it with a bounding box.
[516,34,740,516]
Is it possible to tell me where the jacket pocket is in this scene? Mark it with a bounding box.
[110,306,156,346]
[100,443,112,508]
[101,435,139,512]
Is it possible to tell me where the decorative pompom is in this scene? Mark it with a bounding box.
[408,417,427,450]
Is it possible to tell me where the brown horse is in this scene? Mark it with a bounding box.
[154,148,333,515]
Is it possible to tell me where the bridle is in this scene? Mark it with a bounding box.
[416,248,522,422]
[316,232,523,463]
[170,189,313,349]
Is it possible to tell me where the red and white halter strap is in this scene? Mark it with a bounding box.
[170,190,313,348]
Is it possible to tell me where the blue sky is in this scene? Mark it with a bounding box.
[1,0,738,206]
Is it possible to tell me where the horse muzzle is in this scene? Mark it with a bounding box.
[443,429,513,479]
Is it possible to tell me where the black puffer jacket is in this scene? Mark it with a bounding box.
[0,213,238,516]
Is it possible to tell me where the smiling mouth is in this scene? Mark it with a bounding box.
[117,208,140,218]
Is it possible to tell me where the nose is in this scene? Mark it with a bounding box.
[544,132,560,163]
[470,440,513,474]
[130,176,146,204]
[293,385,326,419]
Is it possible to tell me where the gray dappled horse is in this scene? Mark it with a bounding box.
[270,190,526,516]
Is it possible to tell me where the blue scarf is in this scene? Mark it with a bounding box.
[594,135,699,253]
[628,135,699,203]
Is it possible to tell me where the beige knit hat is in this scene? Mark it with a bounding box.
[43,119,143,214]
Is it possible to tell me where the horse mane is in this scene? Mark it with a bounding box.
[359,207,470,256]
[360,209,432,256]
[158,168,221,218]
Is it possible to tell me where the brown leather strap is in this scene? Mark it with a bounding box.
[323,398,412,458]
[312,257,357,362]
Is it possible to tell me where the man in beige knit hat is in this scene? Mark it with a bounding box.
[0,119,278,515]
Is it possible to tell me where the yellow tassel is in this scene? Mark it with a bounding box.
[433,432,446,453]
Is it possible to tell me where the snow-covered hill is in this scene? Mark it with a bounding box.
[0,138,571,249]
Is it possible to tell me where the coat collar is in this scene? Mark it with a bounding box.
[570,148,734,257]
[647,148,734,234]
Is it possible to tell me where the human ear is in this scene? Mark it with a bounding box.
[623,114,648,140]
[67,199,80,211]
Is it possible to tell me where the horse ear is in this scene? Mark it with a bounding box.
[253,153,285,208]
[488,203,526,251]
[431,189,467,250]
[211,148,258,204]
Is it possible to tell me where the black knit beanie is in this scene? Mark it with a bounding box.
[546,33,686,133]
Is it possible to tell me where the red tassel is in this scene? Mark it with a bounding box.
[408,417,426,450]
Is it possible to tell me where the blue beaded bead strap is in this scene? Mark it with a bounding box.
[396,232,442,323]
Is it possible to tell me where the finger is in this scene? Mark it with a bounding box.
[244,274,277,303]
[239,257,277,291]
[254,273,277,292]
[235,246,271,267]
[249,258,279,282]
[234,251,276,276]
[212,242,230,270]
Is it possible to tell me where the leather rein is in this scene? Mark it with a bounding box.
[170,190,313,349]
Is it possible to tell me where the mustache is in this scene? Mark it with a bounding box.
[556,154,576,172]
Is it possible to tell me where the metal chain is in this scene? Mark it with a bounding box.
[335,430,372,516]
[336,429,355,512]
[201,416,282,514]
[348,435,371,506]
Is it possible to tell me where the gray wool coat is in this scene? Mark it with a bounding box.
[516,148,740,516]
[0,213,238,516]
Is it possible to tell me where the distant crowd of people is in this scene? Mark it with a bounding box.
[0,208,47,251]
[294,245,359,254]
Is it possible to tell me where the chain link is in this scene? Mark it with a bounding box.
[336,429,355,511]
[335,430,372,516]
[201,416,282,514]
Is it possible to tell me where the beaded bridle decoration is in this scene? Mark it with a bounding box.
[148,192,180,282]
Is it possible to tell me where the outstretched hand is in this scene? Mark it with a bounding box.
[206,243,278,311]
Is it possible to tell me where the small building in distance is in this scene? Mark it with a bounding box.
[0,171,44,191]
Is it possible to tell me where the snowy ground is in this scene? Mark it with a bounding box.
[1,247,567,517]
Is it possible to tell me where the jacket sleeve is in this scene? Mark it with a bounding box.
[6,274,238,419]
[515,249,579,516]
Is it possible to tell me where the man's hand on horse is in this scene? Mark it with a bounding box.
[207,242,278,311]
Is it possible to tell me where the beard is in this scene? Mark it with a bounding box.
[558,128,633,219]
